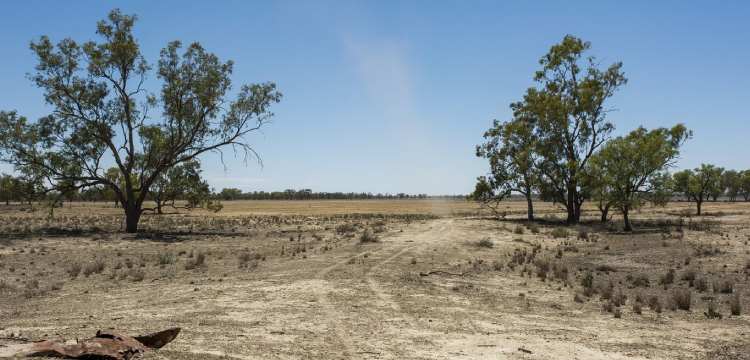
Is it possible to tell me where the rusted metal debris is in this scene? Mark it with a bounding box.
[1,327,180,359]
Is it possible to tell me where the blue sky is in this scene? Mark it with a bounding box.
[1,1,748,194]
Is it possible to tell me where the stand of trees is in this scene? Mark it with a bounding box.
[0,9,280,232]
[473,35,693,230]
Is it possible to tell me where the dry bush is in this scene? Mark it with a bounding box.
[475,238,494,248]
[713,278,734,294]
[127,268,145,282]
[185,252,206,270]
[648,295,663,313]
[706,300,722,319]
[730,293,742,316]
[670,288,692,311]
[695,277,709,292]
[238,252,259,270]
[528,223,540,234]
[628,273,650,288]
[157,252,176,266]
[534,257,551,280]
[514,226,525,235]
[550,228,568,239]
[491,260,503,271]
[66,263,82,278]
[632,300,642,315]
[682,268,697,286]
[659,269,675,287]
[83,260,106,277]
[335,223,357,234]
[359,229,379,243]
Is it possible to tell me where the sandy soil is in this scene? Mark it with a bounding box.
[1,201,749,359]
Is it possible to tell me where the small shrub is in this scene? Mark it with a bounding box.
[611,288,627,307]
[67,263,82,278]
[476,238,494,248]
[713,278,734,294]
[613,307,622,318]
[514,226,525,235]
[730,293,742,316]
[648,295,663,313]
[670,288,691,311]
[534,258,551,280]
[550,228,568,239]
[695,277,709,292]
[83,260,106,277]
[581,271,594,289]
[359,230,379,243]
[659,269,675,286]
[157,252,176,266]
[681,268,697,286]
[595,264,616,273]
[705,300,722,319]
[630,274,650,288]
[492,260,504,271]
[335,223,356,234]
[238,252,259,270]
[185,252,206,270]
[632,301,642,315]
[528,223,540,234]
[127,268,145,282]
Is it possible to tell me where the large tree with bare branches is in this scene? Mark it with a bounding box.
[0,9,281,232]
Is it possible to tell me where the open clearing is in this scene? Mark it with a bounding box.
[1,200,749,359]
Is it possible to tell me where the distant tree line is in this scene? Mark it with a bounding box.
[215,188,432,201]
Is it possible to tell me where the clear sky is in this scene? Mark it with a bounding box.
[1,1,748,195]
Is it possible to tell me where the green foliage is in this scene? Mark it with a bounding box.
[475,115,537,219]
[150,160,211,213]
[0,9,281,232]
[586,125,690,230]
[528,35,627,224]
[672,164,724,215]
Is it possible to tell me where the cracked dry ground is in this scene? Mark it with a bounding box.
[2,216,749,359]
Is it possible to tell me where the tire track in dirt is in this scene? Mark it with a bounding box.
[314,219,453,358]
[365,219,452,313]
[313,243,390,358]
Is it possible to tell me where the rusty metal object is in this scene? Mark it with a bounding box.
[2,327,180,359]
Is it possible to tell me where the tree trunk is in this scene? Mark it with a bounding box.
[566,186,577,224]
[125,204,142,233]
[623,206,632,232]
[696,199,702,216]
[600,204,610,223]
[525,193,534,221]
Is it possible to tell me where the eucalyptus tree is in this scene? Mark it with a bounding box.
[588,125,690,231]
[672,164,724,215]
[0,10,281,232]
[149,160,210,214]
[721,170,741,202]
[522,35,627,224]
[0,174,15,205]
[475,106,538,220]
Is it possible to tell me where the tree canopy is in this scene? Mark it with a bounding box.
[0,9,281,232]
[587,125,690,230]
